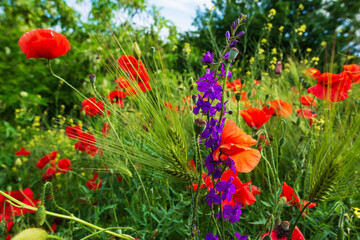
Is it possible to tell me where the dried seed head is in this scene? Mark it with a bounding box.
[194,118,206,134]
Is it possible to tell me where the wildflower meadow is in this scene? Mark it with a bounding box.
[0,0,360,239]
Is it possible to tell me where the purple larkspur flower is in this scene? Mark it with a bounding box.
[193,94,216,116]
[223,52,230,61]
[216,176,236,202]
[206,188,221,207]
[229,40,238,48]
[197,69,222,101]
[206,233,222,240]
[225,31,230,41]
[224,157,236,173]
[234,233,249,240]
[231,21,236,30]
[221,63,232,79]
[222,203,242,223]
[202,51,213,64]
[237,31,245,38]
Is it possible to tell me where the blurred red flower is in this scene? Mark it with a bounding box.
[107,90,127,108]
[75,132,99,156]
[304,67,321,80]
[307,72,351,102]
[65,125,82,139]
[18,29,70,59]
[86,172,103,190]
[299,95,316,106]
[57,159,72,173]
[240,108,271,129]
[263,99,292,117]
[118,55,150,83]
[101,123,110,137]
[36,151,57,169]
[0,188,40,217]
[15,147,30,156]
[261,223,305,240]
[82,97,104,117]
[343,64,360,83]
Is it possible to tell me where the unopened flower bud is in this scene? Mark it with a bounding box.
[150,47,155,54]
[132,42,142,59]
[281,221,290,230]
[15,158,22,167]
[35,205,46,226]
[236,31,245,38]
[192,94,197,103]
[12,228,48,240]
[265,94,269,100]
[274,61,282,74]
[194,118,206,135]
[188,77,194,85]
[280,196,287,203]
[235,93,241,101]
[229,40,238,48]
[231,21,236,30]
[228,110,233,115]
[89,74,96,84]
[189,84,194,90]
[178,80,182,85]
[228,47,239,61]
[0,220,5,236]
[279,137,286,147]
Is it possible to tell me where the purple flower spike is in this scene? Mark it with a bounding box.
[234,233,249,240]
[222,203,242,223]
[223,52,230,61]
[241,18,247,23]
[221,63,232,79]
[229,40,238,48]
[202,51,214,64]
[216,176,236,202]
[206,233,222,240]
[225,31,230,41]
[237,31,245,38]
[206,188,221,207]
[231,21,236,30]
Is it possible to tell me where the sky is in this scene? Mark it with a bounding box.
[66,0,214,32]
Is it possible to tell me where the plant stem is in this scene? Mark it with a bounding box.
[219,63,231,124]
[287,201,311,240]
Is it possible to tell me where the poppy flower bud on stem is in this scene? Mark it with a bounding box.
[150,46,155,54]
[194,118,206,135]
[235,93,241,101]
[132,42,142,59]
[281,221,290,230]
[35,205,46,226]
[89,74,96,84]
[192,94,197,103]
[275,61,282,74]
[228,47,239,61]
[0,220,5,236]
[279,137,286,147]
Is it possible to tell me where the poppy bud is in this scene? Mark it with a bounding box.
[296,117,301,126]
[194,118,206,135]
[0,220,5,236]
[228,110,233,115]
[274,61,282,74]
[299,136,304,142]
[188,77,194,85]
[178,80,182,85]
[12,228,48,240]
[190,85,194,90]
[280,196,287,203]
[228,47,239,61]
[35,205,46,226]
[241,78,245,84]
[281,221,290,230]
[89,74,96,84]
[226,91,230,97]
[150,47,155,54]
[235,93,241,101]
[299,76,304,83]
[192,94,197,103]
[337,227,345,240]
[132,42,142,59]
[265,94,269,100]
[279,137,286,147]
[178,86,185,91]
[182,75,186,81]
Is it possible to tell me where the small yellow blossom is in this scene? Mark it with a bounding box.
[321,41,327,47]
[267,23,273,31]
[261,38,267,44]
[268,8,276,18]
[298,4,304,11]
[271,48,277,55]
[249,57,255,64]
[306,48,312,52]
[279,26,284,32]
[258,48,265,55]
[293,48,297,53]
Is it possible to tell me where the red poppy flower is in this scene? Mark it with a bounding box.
[304,67,321,80]
[307,72,351,102]
[261,222,305,240]
[81,97,104,117]
[86,172,103,190]
[57,159,72,173]
[49,223,57,233]
[65,125,82,139]
[107,90,127,108]
[15,147,30,156]
[299,95,316,106]
[0,188,40,217]
[18,29,70,59]
[75,132,99,156]
[35,151,57,169]
[101,123,110,137]
[240,108,271,129]
[213,120,261,173]
[343,64,360,83]
[264,99,292,117]
[42,167,57,181]
[0,214,14,234]
[280,182,300,205]
[221,169,258,207]
[118,55,150,83]
[297,109,317,119]
[226,79,244,92]
[298,200,317,215]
